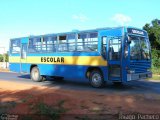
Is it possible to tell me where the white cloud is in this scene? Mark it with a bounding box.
[72,13,89,22]
[112,13,132,26]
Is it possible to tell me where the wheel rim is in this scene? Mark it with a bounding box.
[92,73,101,86]
[32,69,39,80]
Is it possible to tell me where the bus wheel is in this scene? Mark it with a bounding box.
[31,66,43,82]
[89,70,105,88]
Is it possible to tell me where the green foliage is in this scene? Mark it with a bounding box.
[0,54,9,62]
[143,19,160,50]
[0,54,3,62]
[143,19,160,73]
[151,49,160,68]
[151,68,160,75]
[33,101,66,120]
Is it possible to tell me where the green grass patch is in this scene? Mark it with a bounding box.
[147,74,160,80]
[32,100,67,120]
[21,95,33,103]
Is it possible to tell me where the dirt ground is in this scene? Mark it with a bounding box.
[0,80,160,120]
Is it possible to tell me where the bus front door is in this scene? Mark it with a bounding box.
[20,38,28,73]
[107,37,122,82]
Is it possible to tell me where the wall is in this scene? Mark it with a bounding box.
[0,62,9,69]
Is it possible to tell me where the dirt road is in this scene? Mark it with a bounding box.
[0,76,160,120]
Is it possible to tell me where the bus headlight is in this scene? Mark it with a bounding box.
[127,70,135,74]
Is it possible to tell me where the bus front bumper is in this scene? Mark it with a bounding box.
[127,72,152,81]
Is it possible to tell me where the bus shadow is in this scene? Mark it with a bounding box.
[17,74,160,94]
[42,78,140,93]
[18,74,30,79]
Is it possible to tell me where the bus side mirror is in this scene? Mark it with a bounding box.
[127,36,131,44]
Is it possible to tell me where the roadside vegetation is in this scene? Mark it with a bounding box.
[143,19,160,80]
[31,101,67,120]
[0,53,8,62]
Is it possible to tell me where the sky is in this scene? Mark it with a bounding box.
[0,0,159,52]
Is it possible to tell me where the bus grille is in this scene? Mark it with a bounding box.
[130,61,151,73]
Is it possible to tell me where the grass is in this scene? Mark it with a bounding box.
[21,95,33,103]
[148,74,160,80]
[147,67,160,80]
[33,100,67,120]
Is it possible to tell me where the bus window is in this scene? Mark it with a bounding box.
[109,37,121,60]
[87,32,98,51]
[42,36,57,52]
[67,34,76,51]
[10,39,20,54]
[28,37,41,53]
[77,32,98,52]
[77,33,87,51]
[58,35,67,52]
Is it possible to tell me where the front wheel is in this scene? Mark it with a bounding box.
[89,70,105,88]
[30,66,43,82]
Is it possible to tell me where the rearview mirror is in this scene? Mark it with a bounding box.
[127,36,132,44]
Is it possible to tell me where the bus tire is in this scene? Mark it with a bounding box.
[89,70,105,88]
[30,66,43,82]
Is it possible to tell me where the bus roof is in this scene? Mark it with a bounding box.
[10,26,144,40]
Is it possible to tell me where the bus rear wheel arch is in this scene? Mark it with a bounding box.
[86,68,105,88]
[30,65,43,82]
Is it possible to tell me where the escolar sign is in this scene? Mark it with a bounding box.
[41,57,64,63]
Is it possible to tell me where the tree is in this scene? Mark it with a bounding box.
[143,19,160,50]
[0,54,3,62]
[0,53,8,62]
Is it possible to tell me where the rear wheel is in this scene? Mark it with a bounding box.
[30,66,43,82]
[89,70,105,88]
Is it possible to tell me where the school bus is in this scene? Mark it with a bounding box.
[9,27,152,88]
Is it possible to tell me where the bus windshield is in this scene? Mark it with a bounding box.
[129,35,151,60]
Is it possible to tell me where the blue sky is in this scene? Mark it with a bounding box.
[0,0,159,52]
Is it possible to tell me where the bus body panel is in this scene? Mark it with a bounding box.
[9,26,152,84]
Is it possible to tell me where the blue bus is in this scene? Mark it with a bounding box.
[9,27,152,88]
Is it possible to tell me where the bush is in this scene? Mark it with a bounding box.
[151,49,160,68]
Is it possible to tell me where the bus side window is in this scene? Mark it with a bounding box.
[87,32,98,51]
[77,32,98,52]
[67,34,76,51]
[109,37,121,60]
[42,36,57,52]
[10,39,21,54]
[58,35,67,52]
[28,37,41,53]
[77,33,87,51]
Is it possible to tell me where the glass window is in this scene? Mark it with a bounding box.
[129,36,141,60]
[109,37,121,60]
[58,35,67,52]
[87,33,98,51]
[11,39,21,54]
[28,37,41,53]
[77,33,87,51]
[67,34,76,51]
[77,32,98,52]
[140,38,151,60]
[129,36,151,60]
[42,36,57,52]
